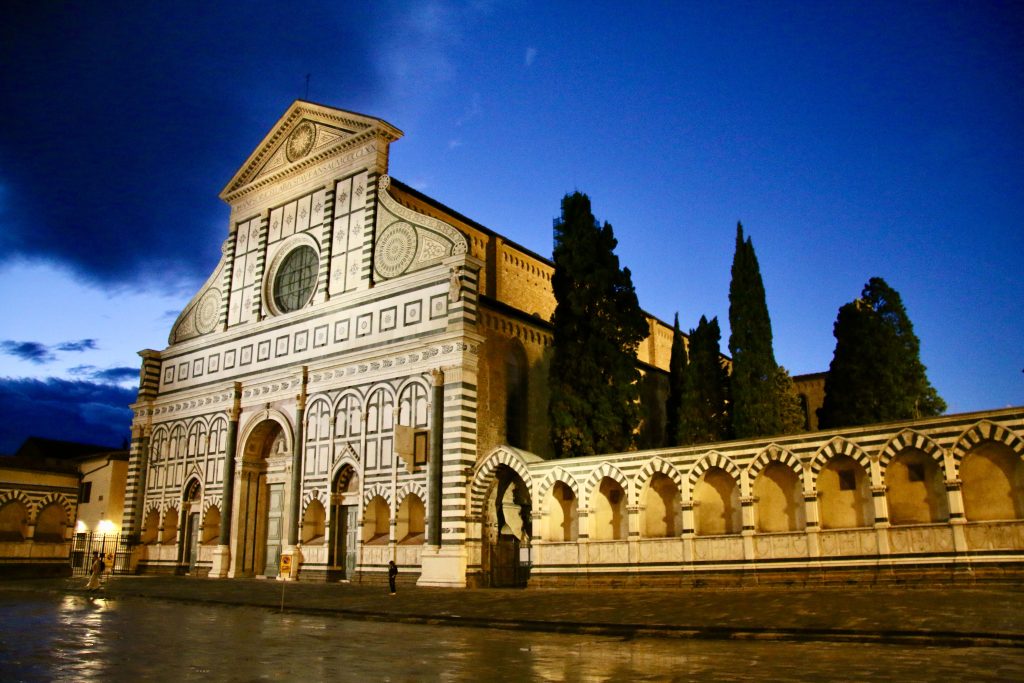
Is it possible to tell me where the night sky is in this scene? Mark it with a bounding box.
[1,1,1021,453]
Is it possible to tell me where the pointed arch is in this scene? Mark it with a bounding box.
[810,437,872,488]
[362,483,392,508]
[583,462,631,508]
[748,444,804,481]
[32,493,74,526]
[536,467,580,503]
[0,490,33,511]
[201,497,223,516]
[397,480,428,507]
[470,446,533,517]
[952,420,1024,476]
[879,429,945,469]
[331,444,360,477]
[636,456,684,494]
[688,451,741,493]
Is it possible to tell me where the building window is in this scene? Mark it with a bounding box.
[79,482,92,504]
[273,245,318,313]
[413,430,428,466]
[838,469,857,491]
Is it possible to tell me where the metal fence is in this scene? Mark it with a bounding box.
[69,533,134,576]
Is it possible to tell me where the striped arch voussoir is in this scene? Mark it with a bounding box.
[537,467,579,504]
[879,429,944,469]
[952,420,1024,475]
[202,497,223,515]
[35,493,74,524]
[363,484,392,508]
[0,490,32,511]
[301,489,328,512]
[748,444,804,480]
[470,447,532,516]
[810,437,872,484]
[397,480,427,507]
[584,462,630,508]
[636,456,684,493]
[688,451,741,488]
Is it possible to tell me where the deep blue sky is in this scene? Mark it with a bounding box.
[1,1,1021,452]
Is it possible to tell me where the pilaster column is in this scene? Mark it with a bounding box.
[803,492,821,558]
[288,369,308,547]
[945,479,969,553]
[218,384,242,545]
[427,368,444,546]
[740,496,756,560]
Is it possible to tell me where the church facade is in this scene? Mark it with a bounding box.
[124,101,1024,587]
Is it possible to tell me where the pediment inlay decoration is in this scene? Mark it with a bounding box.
[373,175,468,281]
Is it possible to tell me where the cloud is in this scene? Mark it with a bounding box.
[0,3,377,292]
[0,341,55,364]
[448,139,463,149]
[1,338,103,364]
[525,46,538,67]
[93,367,140,383]
[0,377,135,453]
[56,338,99,352]
[69,364,139,384]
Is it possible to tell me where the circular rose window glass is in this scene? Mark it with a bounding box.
[273,245,318,313]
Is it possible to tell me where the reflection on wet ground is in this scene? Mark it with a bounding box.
[2,590,1022,682]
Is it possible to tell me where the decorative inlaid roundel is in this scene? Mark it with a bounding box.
[195,289,221,334]
[285,121,316,162]
[375,222,418,279]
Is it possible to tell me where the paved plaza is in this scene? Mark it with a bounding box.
[7,576,1022,648]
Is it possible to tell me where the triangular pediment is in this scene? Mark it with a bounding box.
[220,100,402,202]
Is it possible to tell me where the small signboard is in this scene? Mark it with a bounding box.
[279,553,292,577]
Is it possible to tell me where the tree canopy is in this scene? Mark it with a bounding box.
[664,313,688,447]
[678,315,731,445]
[818,277,946,428]
[548,192,648,458]
[728,223,782,438]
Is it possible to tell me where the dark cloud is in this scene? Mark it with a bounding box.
[0,340,55,364]
[69,364,139,384]
[0,2,379,292]
[93,367,140,383]
[0,377,135,453]
[56,339,98,352]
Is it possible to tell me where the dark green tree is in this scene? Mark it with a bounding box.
[774,365,807,434]
[679,315,731,444]
[664,313,688,447]
[548,192,648,458]
[728,223,781,438]
[819,277,946,428]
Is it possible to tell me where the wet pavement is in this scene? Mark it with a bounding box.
[2,583,1024,682]
[4,575,1023,647]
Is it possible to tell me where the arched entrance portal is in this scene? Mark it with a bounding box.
[235,420,287,578]
[483,464,532,587]
[328,464,360,580]
[181,478,203,573]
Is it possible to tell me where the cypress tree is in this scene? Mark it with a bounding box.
[679,315,731,444]
[728,223,781,438]
[819,277,946,428]
[664,313,688,447]
[548,192,648,458]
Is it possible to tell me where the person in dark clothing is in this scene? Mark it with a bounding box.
[388,560,398,595]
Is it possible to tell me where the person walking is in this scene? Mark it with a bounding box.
[85,551,102,590]
[388,560,398,595]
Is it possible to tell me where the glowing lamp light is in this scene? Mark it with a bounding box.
[75,520,88,533]
[97,520,117,535]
